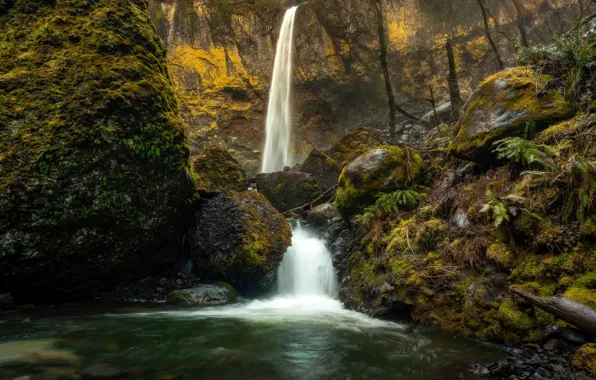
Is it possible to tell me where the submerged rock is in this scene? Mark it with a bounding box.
[190,191,291,297]
[335,146,423,218]
[449,67,577,164]
[0,0,193,303]
[254,171,322,212]
[165,284,237,306]
[192,145,247,194]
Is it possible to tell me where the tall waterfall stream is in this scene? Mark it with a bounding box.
[261,6,298,173]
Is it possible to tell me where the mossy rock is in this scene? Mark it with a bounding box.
[254,171,322,212]
[449,67,577,164]
[572,344,596,375]
[165,283,238,306]
[335,146,423,218]
[581,216,596,240]
[0,0,193,303]
[329,127,384,167]
[189,191,291,296]
[300,149,342,189]
[192,145,246,194]
[301,128,383,189]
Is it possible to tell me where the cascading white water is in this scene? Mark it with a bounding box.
[261,6,299,173]
[277,223,338,297]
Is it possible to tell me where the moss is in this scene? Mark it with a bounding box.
[498,298,534,330]
[486,242,513,267]
[0,0,194,300]
[192,145,246,193]
[537,113,596,144]
[572,344,596,375]
[581,216,596,239]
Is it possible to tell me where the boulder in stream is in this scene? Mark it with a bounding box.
[192,145,247,194]
[190,191,291,297]
[165,284,238,306]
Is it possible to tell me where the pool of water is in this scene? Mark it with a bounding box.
[0,296,504,380]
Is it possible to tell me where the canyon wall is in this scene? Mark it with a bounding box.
[149,0,582,175]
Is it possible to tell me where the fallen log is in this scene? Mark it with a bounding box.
[512,288,596,337]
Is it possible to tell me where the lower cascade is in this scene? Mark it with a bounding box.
[277,222,338,297]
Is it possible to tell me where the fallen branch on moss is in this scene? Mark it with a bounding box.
[282,185,339,216]
[512,288,596,336]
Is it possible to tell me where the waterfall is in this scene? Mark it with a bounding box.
[277,223,338,297]
[261,6,299,173]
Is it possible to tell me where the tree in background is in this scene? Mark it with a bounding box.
[475,0,505,69]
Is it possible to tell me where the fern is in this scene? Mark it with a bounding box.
[354,187,427,227]
[480,190,524,227]
[559,155,596,223]
[493,137,559,169]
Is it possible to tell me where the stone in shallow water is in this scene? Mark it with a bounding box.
[80,364,124,379]
[0,339,78,365]
[165,284,238,306]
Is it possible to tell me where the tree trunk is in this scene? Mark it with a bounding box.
[445,38,463,117]
[512,0,530,48]
[512,288,596,336]
[372,0,397,139]
[475,0,504,69]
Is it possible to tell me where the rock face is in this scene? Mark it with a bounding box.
[301,128,383,189]
[192,145,246,194]
[0,0,192,303]
[335,147,423,218]
[190,191,292,296]
[450,67,577,164]
[254,171,322,212]
[165,284,238,305]
[148,0,579,173]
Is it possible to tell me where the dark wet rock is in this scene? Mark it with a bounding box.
[103,274,206,303]
[80,364,124,379]
[0,293,15,311]
[306,203,340,225]
[190,191,291,297]
[544,339,558,351]
[479,341,580,380]
[300,149,342,189]
[449,67,577,164]
[192,145,247,194]
[254,171,322,212]
[165,284,237,306]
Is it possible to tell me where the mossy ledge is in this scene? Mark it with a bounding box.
[0,0,193,303]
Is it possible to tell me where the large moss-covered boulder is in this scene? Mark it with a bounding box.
[254,171,322,212]
[335,146,423,218]
[0,0,192,303]
[192,145,246,194]
[190,191,292,296]
[450,67,577,164]
[301,128,383,189]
